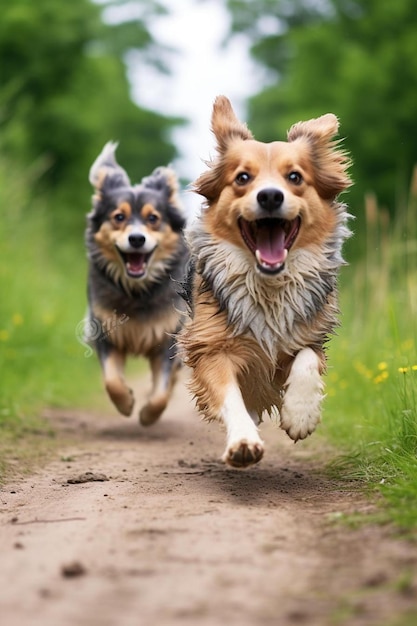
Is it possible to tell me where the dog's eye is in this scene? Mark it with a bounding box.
[235,172,252,186]
[147,214,159,225]
[113,213,126,222]
[288,171,303,185]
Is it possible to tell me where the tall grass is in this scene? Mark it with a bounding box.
[323,168,417,529]
[0,159,104,475]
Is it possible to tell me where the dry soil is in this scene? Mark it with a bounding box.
[1,371,416,626]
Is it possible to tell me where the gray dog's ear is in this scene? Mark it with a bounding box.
[142,166,186,232]
[89,142,131,192]
[142,166,179,202]
[142,165,183,208]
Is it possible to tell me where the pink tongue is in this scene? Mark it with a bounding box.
[127,253,145,273]
[256,223,286,264]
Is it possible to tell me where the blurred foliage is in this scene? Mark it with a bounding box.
[225,0,417,218]
[0,0,184,233]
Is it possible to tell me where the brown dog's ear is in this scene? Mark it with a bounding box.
[211,95,254,154]
[288,113,339,145]
[288,114,351,199]
[89,142,131,193]
[194,96,254,203]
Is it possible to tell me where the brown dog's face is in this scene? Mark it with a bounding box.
[87,143,185,282]
[196,97,351,275]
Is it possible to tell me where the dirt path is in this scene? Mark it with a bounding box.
[1,372,416,626]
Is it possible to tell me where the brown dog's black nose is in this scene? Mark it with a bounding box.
[128,233,146,248]
[257,188,284,212]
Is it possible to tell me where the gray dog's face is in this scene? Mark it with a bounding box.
[88,143,185,282]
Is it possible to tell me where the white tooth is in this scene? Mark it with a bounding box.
[255,249,288,268]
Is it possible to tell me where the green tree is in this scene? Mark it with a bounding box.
[0,0,182,215]
[226,0,417,215]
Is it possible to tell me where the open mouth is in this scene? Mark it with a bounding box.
[117,250,154,278]
[238,216,301,275]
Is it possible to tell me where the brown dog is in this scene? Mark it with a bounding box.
[180,96,351,467]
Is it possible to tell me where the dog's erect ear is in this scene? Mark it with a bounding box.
[142,166,179,203]
[288,113,340,145]
[194,96,254,203]
[287,114,351,199]
[211,95,254,154]
[89,142,131,192]
[142,166,186,232]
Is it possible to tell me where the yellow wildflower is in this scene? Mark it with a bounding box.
[354,361,373,379]
[328,371,339,382]
[12,313,24,326]
[374,371,389,384]
[0,330,9,341]
[401,339,414,351]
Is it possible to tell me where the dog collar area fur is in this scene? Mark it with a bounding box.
[187,203,352,360]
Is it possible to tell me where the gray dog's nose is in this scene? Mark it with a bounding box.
[128,233,146,248]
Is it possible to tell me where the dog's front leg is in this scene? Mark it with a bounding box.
[280,347,325,441]
[97,341,134,416]
[139,337,180,427]
[220,382,264,468]
[190,352,263,468]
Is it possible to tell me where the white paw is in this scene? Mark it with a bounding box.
[280,398,322,441]
[223,438,264,468]
[220,383,264,468]
[280,348,324,442]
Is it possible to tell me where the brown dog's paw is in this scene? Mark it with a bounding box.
[106,384,134,417]
[139,396,167,427]
[223,440,264,469]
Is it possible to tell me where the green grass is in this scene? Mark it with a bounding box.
[0,160,104,479]
[322,180,417,529]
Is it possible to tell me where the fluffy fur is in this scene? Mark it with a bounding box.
[86,142,188,425]
[180,96,352,468]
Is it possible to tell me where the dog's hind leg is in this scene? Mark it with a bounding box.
[139,337,180,426]
[98,341,134,416]
[280,347,325,441]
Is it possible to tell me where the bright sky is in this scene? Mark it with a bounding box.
[122,0,266,213]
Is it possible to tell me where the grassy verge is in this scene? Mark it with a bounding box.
[0,160,106,480]
[322,176,417,530]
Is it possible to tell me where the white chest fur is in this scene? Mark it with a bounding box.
[187,205,351,362]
